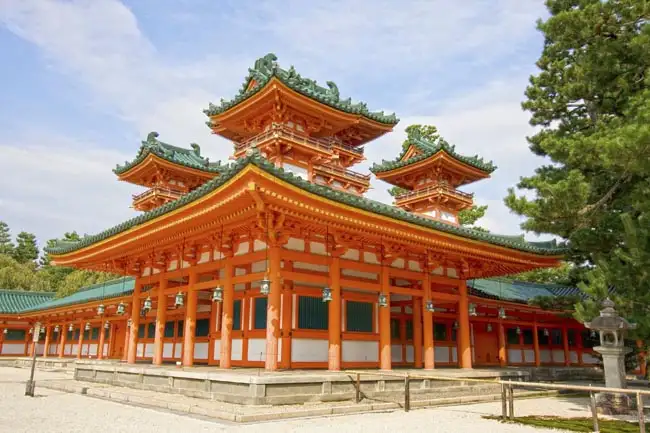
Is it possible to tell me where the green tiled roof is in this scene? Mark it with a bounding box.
[21,278,135,313]
[114,132,224,175]
[468,279,580,303]
[46,151,565,257]
[203,53,398,125]
[371,134,496,175]
[0,290,55,314]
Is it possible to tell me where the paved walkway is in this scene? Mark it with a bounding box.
[0,366,585,433]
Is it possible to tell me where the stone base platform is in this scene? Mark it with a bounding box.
[72,360,536,406]
[0,356,76,370]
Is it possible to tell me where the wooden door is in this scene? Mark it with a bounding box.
[474,327,499,366]
[111,323,127,359]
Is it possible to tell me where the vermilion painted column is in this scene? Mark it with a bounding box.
[413,297,423,368]
[122,317,131,362]
[562,326,570,366]
[77,319,84,359]
[533,323,541,367]
[182,270,199,366]
[220,254,234,368]
[328,256,341,371]
[127,278,143,364]
[153,276,168,365]
[379,269,391,371]
[43,325,52,358]
[280,262,293,369]
[457,281,472,369]
[98,321,106,360]
[58,325,67,358]
[265,245,282,371]
[498,322,507,367]
[422,272,435,369]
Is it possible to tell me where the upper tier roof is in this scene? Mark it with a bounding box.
[0,290,55,314]
[47,151,564,257]
[371,135,496,175]
[203,53,399,125]
[114,132,224,175]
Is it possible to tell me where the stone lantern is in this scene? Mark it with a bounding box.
[584,298,637,414]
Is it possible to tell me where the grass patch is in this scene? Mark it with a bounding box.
[483,416,639,432]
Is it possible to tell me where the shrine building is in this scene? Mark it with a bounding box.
[0,53,632,373]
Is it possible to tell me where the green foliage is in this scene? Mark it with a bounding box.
[55,270,118,299]
[0,221,13,256]
[457,205,487,226]
[511,262,573,285]
[12,232,38,264]
[506,1,650,326]
[484,415,638,432]
[0,254,50,291]
[528,294,581,311]
[39,231,80,267]
[402,124,439,151]
[387,186,407,197]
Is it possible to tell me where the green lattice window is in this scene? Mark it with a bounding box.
[74,328,80,341]
[5,329,26,341]
[104,327,110,339]
[298,296,328,330]
[195,319,209,337]
[346,301,373,332]
[233,300,242,331]
[147,323,155,339]
[254,297,267,329]
[91,327,99,340]
[390,318,400,338]
[66,329,73,340]
[434,323,447,341]
[177,320,184,337]
[406,320,413,340]
[507,328,519,345]
[138,324,145,339]
[164,321,175,338]
[83,329,90,340]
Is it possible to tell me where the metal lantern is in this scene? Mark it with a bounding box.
[425,300,436,313]
[260,277,271,296]
[212,286,223,303]
[85,322,91,331]
[468,303,477,317]
[378,293,388,308]
[97,304,105,315]
[104,321,110,330]
[143,296,153,312]
[54,325,60,333]
[116,302,126,315]
[174,291,184,308]
[515,326,521,335]
[140,308,146,317]
[2,328,7,334]
[497,307,506,320]
[486,323,493,332]
[29,328,33,334]
[322,287,332,303]
[40,327,46,334]
[68,324,74,332]
[127,319,132,328]
[453,321,459,330]
[543,328,550,337]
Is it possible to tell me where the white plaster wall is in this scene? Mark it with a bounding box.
[254,240,267,251]
[309,241,326,255]
[48,344,58,355]
[583,353,599,364]
[103,344,109,357]
[213,340,220,361]
[406,345,414,363]
[447,268,458,278]
[137,343,145,358]
[247,338,281,362]
[552,350,565,363]
[235,242,249,256]
[251,260,267,273]
[194,342,208,360]
[391,258,405,269]
[390,307,401,313]
[81,345,89,356]
[341,269,377,280]
[451,347,458,363]
[168,260,178,271]
[291,339,328,363]
[508,349,522,363]
[1,343,25,355]
[197,304,211,313]
[285,238,305,252]
[65,344,73,355]
[88,344,98,356]
[144,344,154,358]
[408,260,421,271]
[435,347,449,363]
[342,341,378,363]
[142,267,151,277]
[570,351,579,364]
[523,349,535,363]
[391,344,402,362]
[341,249,359,261]
[540,349,552,363]
[363,252,379,264]
[163,343,174,358]
[174,343,183,358]
[294,262,328,272]
[35,343,44,355]
[231,338,243,361]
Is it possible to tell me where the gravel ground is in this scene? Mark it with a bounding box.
[0,366,580,433]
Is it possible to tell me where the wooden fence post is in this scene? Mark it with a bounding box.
[501,382,507,421]
[404,374,410,412]
[638,391,645,433]
[355,373,361,403]
[589,391,599,433]
[508,383,514,420]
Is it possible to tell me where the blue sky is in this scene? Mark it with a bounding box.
[0,0,551,249]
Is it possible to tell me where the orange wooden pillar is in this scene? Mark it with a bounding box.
[280,261,293,369]
[220,254,235,368]
[422,272,435,369]
[533,323,540,367]
[98,321,106,360]
[328,256,342,371]
[562,326,570,366]
[413,297,423,368]
[498,322,507,367]
[265,244,282,371]
[76,320,84,359]
[127,278,143,364]
[122,317,131,362]
[43,325,52,358]
[182,270,199,366]
[58,325,67,358]
[457,281,472,369]
[153,276,168,365]
[379,268,391,371]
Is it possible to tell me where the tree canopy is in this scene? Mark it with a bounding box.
[506,1,650,337]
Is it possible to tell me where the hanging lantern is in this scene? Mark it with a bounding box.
[211,286,223,303]
[453,321,459,330]
[116,302,126,315]
[468,303,477,317]
[425,300,436,313]
[498,307,506,319]
[322,287,332,303]
[516,326,521,335]
[40,327,46,334]
[543,328,550,337]
[143,296,153,312]
[2,328,7,335]
[486,323,493,332]
[174,291,184,308]
[84,322,91,331]
[29,328,33,334]
[260,277,271,296]
[378,293,388,308]
[68,324,74,332]
[54,325,60,333]
[140,308,146,317]
[127,319,132,328]
[104,321,110,330]
[97,304,105,315]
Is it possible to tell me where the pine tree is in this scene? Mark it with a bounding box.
[0,221,13,255]
[12,231,39,264]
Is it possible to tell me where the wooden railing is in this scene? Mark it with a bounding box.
[395,183,474,202]
[132,187,184,203]
[314,164,371,184]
